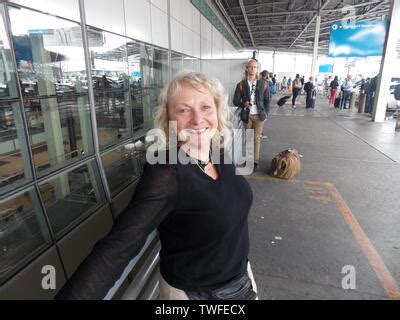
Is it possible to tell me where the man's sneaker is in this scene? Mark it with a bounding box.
[292,105,296,109]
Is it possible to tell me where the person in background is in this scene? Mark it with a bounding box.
[365,75,378,114]
[281,76,287,92]
[340,75,353,109]
[304,76,317,109]
[323,76,332,98]
[291,74,302,109]
[287,77,292,92]
[329,76,339,106]
[233,59,270,169]
[272,74,277,95]
[300,75,305,94]
[261,70,269,82]
[55,70,259,300]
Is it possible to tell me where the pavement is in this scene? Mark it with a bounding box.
[246,92,400,300]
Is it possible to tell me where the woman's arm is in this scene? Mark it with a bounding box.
[55,163,177,300]
[233,82,245,108]
[263,84,270,115]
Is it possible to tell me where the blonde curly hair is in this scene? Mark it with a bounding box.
[153,70,232,148]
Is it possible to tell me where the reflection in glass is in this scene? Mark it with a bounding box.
[23,96,94,175]
[101,138,147,196]
[171,52,182,77]
[8,6,88,98]
[193,58,200,72]
[40,160,106,239]
[183,56,194,71]
[0,101,32,193]
[0,188,52,284]
[8,6,94,175]
[89,28,132,149]
[0,6,18,100]
[127,41,147,133]
[152,48,169,115]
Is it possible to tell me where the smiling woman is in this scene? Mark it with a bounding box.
[55,71,258,300]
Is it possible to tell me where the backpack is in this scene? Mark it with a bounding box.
[269,149,302,180]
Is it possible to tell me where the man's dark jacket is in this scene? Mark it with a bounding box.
[233,79,270,121]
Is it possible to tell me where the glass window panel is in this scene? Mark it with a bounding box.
[0,5,19,100]
[8,6,88,99]
[193,58,200,72]
[89,28,131,149]
[39,160,106,239]
[127,41,145,132]
[101,138,147,196]
[153,48,169,99]
[0,187,52,284]
[7,6,94,176]
[127,41,159,133]
[23,95,94,176]
[171,52,182,76]
[183,56,194,70]
[0,101,32,194]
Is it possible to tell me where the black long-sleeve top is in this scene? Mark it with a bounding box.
[55,149,253,299]
[330,79,339,89]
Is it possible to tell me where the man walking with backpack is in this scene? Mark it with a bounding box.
[233,59,270,169]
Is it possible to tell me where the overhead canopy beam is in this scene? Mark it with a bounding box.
[289,0,331,49]
[239,0,255,47]
[229,1,293,13]
[214,0,245,47]
[230,0,385,18]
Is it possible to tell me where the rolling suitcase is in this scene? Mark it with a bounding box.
[334,96,340,108]
[277,95,292,107]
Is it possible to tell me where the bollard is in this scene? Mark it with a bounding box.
[358,92,366,113]
[349,92,357,109]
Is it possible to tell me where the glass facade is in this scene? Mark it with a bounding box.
[8,6,94,176]
[0,1,171,293]
[0,187,52,284]
[0,0,227,299]
[39,160,106,239]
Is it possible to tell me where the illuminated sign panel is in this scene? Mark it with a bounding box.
[328,21,387,58]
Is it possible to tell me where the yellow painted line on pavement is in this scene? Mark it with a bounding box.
[246,175,400,299]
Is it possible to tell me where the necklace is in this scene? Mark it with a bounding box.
[195,157,211,173]
[193,151,213,175]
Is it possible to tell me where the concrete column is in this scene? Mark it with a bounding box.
[372,0,400,123]
[311,15,321,78]
[272,50,275,74]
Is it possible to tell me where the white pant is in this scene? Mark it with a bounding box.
[158,262,258,300]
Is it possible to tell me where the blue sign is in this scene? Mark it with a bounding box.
[28,29,55,35]
[328,21,387,58]
[132,71,141,78]
[319,64,333,73]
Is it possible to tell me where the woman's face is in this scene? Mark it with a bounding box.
[168,83,218,150]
